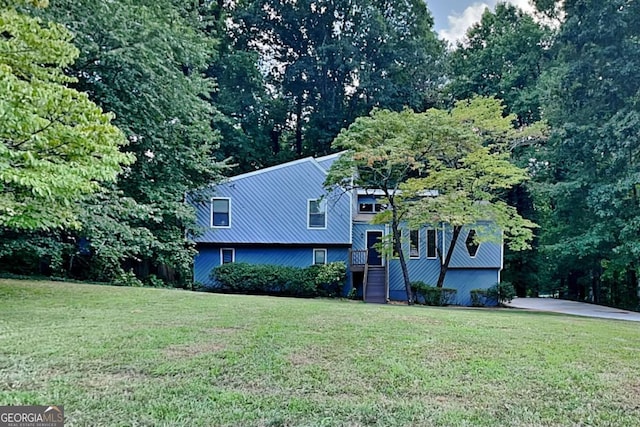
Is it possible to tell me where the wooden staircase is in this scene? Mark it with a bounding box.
[364,266,387,304]
[349,249,387,304]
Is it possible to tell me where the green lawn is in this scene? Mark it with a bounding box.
[1,279,639,426]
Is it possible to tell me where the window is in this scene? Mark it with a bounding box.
[426,228,437,259]
[220,248,235,264]
[358,198,387,213]
[465,229,480,257]
[313,248,327,265]
[409,229,420,259]
[211,198,230,227]
[308,199,327,228]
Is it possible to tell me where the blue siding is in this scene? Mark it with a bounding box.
[388,269,499,305]
[356,222,501,305]
[447,224,502,269]
[194,246,349,286]
[352,222,386,250]
[444,269,500,306]
[190,154,504,305]
[191,157,351,245]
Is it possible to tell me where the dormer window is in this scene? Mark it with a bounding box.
[358,195,387,213]
[358,202,387,213]
[211,198,231,228]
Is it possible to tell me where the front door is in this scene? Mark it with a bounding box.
[366,231,383,266]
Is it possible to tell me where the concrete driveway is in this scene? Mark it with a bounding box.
[506,297,640,322]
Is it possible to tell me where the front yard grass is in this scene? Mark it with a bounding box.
[1,279,639,426]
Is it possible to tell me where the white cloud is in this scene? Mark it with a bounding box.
[440,1,538,46]
[507,0,536,14]
[440,2,491,46]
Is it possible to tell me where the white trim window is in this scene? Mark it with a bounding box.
[220,248,235,264]
[308,199,327,229]
[313,248,327,265]
[409,229,420,259]
[426,228,438,259]
[211,198,231,228]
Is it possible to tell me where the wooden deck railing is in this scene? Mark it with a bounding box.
[349,249,368,271]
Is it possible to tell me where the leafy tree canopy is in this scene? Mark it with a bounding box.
[535,0,640,306]
[0,3,133,230]
[230,0,445,157]
[30,0,229,283]
[326,97,537,294]
[447,3,553,127]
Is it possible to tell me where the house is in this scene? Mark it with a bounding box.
[190,153,503,305]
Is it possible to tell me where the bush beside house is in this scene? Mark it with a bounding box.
[411,281,457,306]
[206,262,347,298]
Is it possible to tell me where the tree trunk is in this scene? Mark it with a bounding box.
[270,129,281,154]
[295,96,303,156]
[391,208,413,304]
[436,225,462,288]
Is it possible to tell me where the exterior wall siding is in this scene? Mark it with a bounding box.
[194,245,349,287]
[356,222,501,305]
[190,154,504,306]
[446,224,502,269]
[388,265,499,305]
[191,158,351,245]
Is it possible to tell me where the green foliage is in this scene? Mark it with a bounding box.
[0,5,133,230]
[311,262,347,297]
[112,270,144,287]
[0,230,68,275]
[230,0,445,157]
[27,0,229,284]
[411,281,457,306]
[326,97,539,295]
[534,0,640,309]
[488,282,516,304]
[470,288,499,307]
[447,3,553,126]
[209,262,346,298]
[144,274,166,288]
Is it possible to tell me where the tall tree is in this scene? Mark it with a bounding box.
[326,97,537,302]
[447,3,552,126]
[537,0,640,308]
[446,3,553,296]
[30,0,228,283]
[230,0,445,158]
[0,1,132,230]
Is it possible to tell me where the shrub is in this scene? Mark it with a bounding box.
[112,270,144,287]
[470,288,498,307]
[488,281,516,304]
[312,262,347,297]
[209,262,346,298]
[346,287,359,300]
[411,281,457,306]
[470,288,488,307]
[145,274,167,288]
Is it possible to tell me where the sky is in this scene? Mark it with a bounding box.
[427,0,536,45]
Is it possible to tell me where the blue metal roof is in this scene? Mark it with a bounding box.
[315,152,343,171]
[191,156,351,245]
